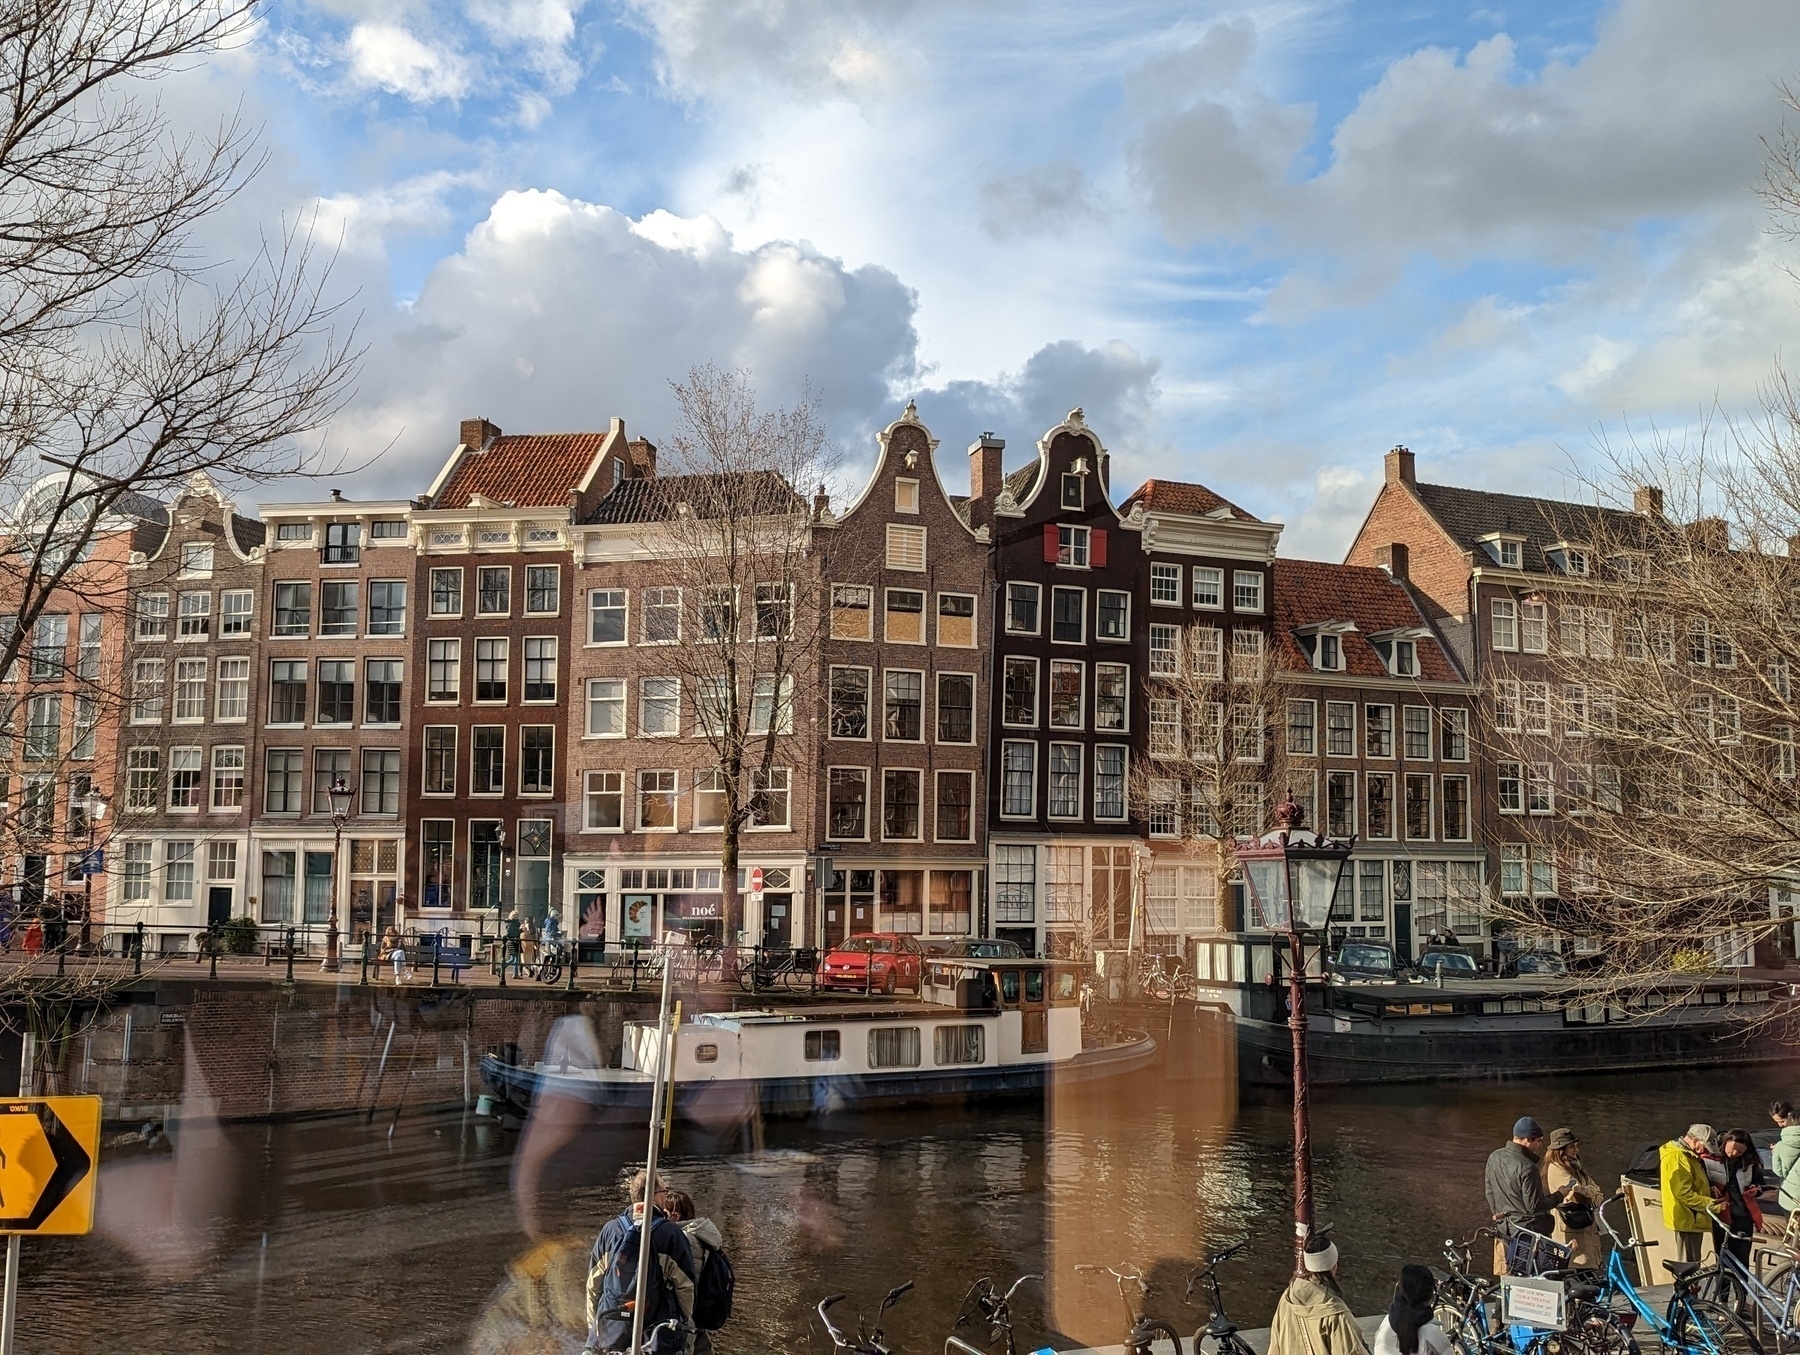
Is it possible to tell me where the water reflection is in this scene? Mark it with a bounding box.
[17,1008,1800,1353]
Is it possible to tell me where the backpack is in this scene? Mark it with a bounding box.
[594,1215,683,1353]
[690,1235,736,1331]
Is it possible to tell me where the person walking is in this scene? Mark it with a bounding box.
[1268,1235,1369,1355]
[1373,1265,1453,1355]
[1485,1117,1560,1274]
[1542,1128,1606,1268]
[1771,1101,1800,1214]
[1705,1128,1765,1299]
[585,1170,695,1354]
[1661,1124,1723,1264]
[505,908,524,979]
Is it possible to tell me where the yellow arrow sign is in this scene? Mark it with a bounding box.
[0,1098,99,1235]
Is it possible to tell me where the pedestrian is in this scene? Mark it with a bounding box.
[663,1189,729,1355]
[1704,1128,1765,1299]
[584,1169,695,1354]
[1770,1101,1800,1214]
[1484,1117,1562,1274]
[1373,1264,1453,1355]
[389,936,407,985]
[21,915,42,957]
[1269,1234,1368,1355]
[1542,1127,1606,1268]
[505,908,523,978]
[1660,1124,1723,1264]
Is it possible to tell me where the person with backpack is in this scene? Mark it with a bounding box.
[664,1189,734,1354]
[584,1170,696,1355]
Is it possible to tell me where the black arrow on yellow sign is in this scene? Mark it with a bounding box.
[0,1101,93,1232]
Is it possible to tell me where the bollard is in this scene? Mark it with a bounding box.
[134,921,144,976]
[497,936,506,989]
[566,944,576,992]
[631,944,641,993]
[209,931,218,981]
[56,933,65,977]
[360,940,369,986]
[285,927,295,982]
[432,944,441,987]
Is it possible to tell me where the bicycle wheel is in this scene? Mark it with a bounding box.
[538,958,561,985]
[1756,1262,1800,1353]
[1670,1296,1763,1355]
[1131,1318,1184,1355]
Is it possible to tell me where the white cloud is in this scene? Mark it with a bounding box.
[345,20,471,101]
[466,0,592,89]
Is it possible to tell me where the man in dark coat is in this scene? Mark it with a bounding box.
[1484,1116,1562,1273]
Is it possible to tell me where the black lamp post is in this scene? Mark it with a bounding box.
[322,775,355,972]
[1236,790,1355,1280]
[80,788,108,961]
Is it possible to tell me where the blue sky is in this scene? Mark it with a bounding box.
[194,0,1800,555]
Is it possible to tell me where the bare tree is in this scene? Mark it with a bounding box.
[0,0,358,681]
[1131,621,1299,944]
[639,366,833,948]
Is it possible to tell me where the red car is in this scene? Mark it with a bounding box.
[819,933,924,994]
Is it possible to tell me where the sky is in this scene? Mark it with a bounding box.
[177,0,1800,557]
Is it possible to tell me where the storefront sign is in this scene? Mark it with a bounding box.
[622,894,655,939]
[674,895,721,920]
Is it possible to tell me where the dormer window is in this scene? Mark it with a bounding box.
[1479,534,1524,569]
[1499,541,1521,568]
[1392,640,1418,676]
[1369,627,1430,677]
[1296,622,1355,672]
[894,479,920,514]
[1318,634,1342,671]
[1548,544,1590,576]
[1061,473,1083,510]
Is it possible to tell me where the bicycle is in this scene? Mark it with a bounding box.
[1693,1226,1800,1352]
[1074,1262,1183,1355]
[1182,1241,1254,1355]
[1434,1226,1618,1355]
[948,1273,1040,1355]
[817,1282,913,1354]
[737,943,821,992]
[1135,953,1195,1001]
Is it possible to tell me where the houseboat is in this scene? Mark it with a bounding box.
[482,958,1158,1118]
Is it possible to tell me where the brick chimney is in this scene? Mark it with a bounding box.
[1686,517,1729,552]
[460,417,501,451]
[627,437,656,479]
[1633,485,1664,517]
[1375,542,1410,581]
[968,433,1005,522]
[1384,445,1415,488]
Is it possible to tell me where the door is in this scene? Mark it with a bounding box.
[763,892,792,947]
[1393,904,1413,963]
[207,887,232,927]
[1020,967,1049,1054]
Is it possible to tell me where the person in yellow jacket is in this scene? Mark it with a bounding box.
[1269,1236,1370,1355]
[1660,1125,1723,1264]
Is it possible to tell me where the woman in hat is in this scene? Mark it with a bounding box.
[1542,1127,1605,1268]
[1268,1234,1369,1355]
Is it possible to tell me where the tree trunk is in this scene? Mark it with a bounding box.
[719,827,742,959]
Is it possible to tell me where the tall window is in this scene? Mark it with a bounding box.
[478,567,511,614]
[827,768,869,839]
[1403,707,1432,760]
[523,638,558,702]
[1095,664,1128,731]
[366,660,403,723]
[830,667,870,739]
[638,771,677,829]
[168,747,202,809]
[1051,587,1084,643]
[1497,762,1524,814]
[211,747,245,810]
[131,658,165,722]
[264,749,304,815]
[693,770,726,829]
[586,679,625,736]
[588,588,626,643]
[754,582,792,639]
[475,638,508,702]
[884,670,923,741]
[1287,700,1317,755]
[320,581,359,637]
[585,772,624,829]
[368,580,407,635]
[525,565,560,615]
[935,771,973,841]
[173,659,206,722]
[429,568,462,616]
[273,582,311,636]
[23,694,59,761]
[1404,774,1432,839]
[164,842,196,902]
[1150,563,1181,604]
[176,593,210,641]
[219,592,252,636]
[422,821,455,907]
[317,660,355,724]
[472,727,505,794]
[640,678,679,735]
[1442,708,1469,761]
[1001,741,1036,817]
[77,614,102,675]
[882,769,922,839]
[1048,660,1084,729]
[1005,583,1040,634]
[643,587,680,642]
[469,821,503,909]
[936,673,974,743]
[1365,704,1394,757]
[1094,745,1127,820]
[126,748,161,810]
[1491,598,1517,651]
[423,727,457,794]
[1047,744,1081,818]
[1366,773,1393,837]
[1002,657,1037,726]
[520,726,554,794]
[311,749,350,813]
[361,749,400,816]
[428,639,460,701]
[1148,624,1178,676]
[213,658,248,721]
[750,675,792,735]
[323,521,360,563]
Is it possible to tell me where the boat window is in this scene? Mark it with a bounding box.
[694,1044,719,1063]
[869,1027,921,1068]
[804,1030,841,1061]
[1024,969,1044,1003]
[1052,970,1079,1004]
[933,1024,984,1066]
[1000,971,1021,1006]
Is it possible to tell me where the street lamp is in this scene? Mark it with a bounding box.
[1235,789,1355,1280]
[81,788,108,957]
[323,775,355,972]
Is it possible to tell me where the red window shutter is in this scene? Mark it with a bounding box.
[1043,523,1060,563]
[1091,528,1108,567]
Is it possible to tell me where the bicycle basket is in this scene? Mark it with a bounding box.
[1503,1230,1571,1278]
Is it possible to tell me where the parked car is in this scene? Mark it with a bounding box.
[1415,945,1483,980]
[928,938,1026,960]
[819,933,925,994]
[1508,950,1568,978]
[1327,940,1408,984]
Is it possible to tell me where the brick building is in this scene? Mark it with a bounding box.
[110,474,266,953]
[970,409,1149,956]
[812,404,991,949]
[409,419,596,940]
[252,491,416,943]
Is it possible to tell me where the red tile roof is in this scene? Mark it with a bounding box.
[1122,478,1258,522]
[1272,558,1464,682]
[434,432,609,509]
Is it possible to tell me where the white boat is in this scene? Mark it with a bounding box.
[481,957,1158,1119]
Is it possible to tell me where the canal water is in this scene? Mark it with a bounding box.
[18,1041,1800,1353]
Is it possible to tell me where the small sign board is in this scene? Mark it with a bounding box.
[0,1097,101,1235]
[1500,1276,1565,1331]
[749,867,764,893]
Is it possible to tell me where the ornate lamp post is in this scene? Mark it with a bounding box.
[1236,790,1355,1279]
[81,788,108,957]
[322,775,355,972]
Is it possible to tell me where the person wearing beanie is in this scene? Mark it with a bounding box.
[1660,1124,1723,1265]
[1267,1234,1369,1355]
[1483,1117,1562,1275]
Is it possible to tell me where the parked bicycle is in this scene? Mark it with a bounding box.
[1577,1194,1757,1355]
[1136,953,1195,1001]
[948,1274,1040,1355]
[737,943,820,993]
[816,1282,913,1354]
[1075,1262,1183,1355]
[1183,1241,1254,1355]
[1434,1226,1608,1355]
